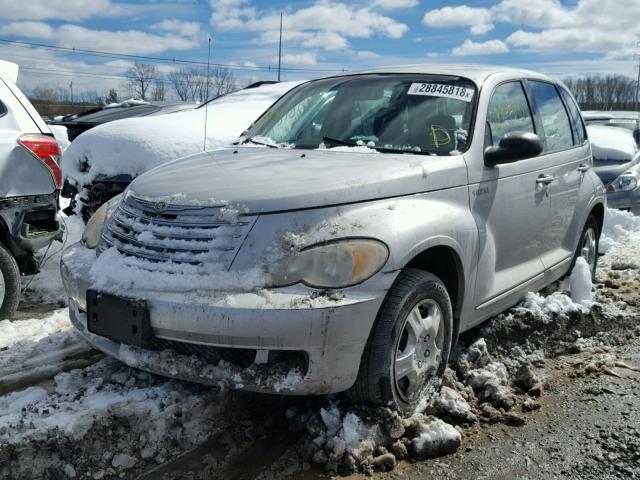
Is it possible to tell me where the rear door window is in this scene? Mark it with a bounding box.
[528,81,574,152]
[486,81,535,146]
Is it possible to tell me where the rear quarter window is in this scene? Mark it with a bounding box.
[559,88,586,145]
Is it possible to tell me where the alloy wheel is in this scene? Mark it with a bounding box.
[581,226,597,273]
[394,299,445,403]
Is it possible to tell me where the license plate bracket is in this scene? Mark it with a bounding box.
[86,290,151,348]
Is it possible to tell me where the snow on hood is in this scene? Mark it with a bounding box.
[587,125,638,162]
[61,81,303,187]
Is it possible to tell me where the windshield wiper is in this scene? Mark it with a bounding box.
[323,136,433,155]
[242,137,279,148]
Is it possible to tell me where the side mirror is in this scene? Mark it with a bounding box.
[484,131,543,166]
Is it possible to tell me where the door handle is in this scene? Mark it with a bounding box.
[577,164,590,172]
[536,174,555,185]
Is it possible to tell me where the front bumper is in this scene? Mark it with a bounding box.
[61,242,394,395]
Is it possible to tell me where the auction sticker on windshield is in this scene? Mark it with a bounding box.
[407,83,474,103]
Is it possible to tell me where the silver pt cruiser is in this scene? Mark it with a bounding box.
[62,65,605,413]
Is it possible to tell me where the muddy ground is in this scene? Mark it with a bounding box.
[1,240,639,479]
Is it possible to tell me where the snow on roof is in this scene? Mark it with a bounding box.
[0,59,18,83]
[62,81,303,186]
[587,125,638,161]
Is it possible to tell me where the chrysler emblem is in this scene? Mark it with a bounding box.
[154,201,166,211]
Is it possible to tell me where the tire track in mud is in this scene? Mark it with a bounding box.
[135,395,309,480]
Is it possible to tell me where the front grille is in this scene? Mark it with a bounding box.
[147,337,256,368]
[101,195,256,269]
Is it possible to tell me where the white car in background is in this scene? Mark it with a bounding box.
[61,80,303,221]
[0,60,62,318]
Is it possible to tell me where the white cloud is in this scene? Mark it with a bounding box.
[423,0,640,60]
[356,50,380,59]
[0,0,138,20]
[452,39,509,56]
[423,6,494,35]
[151,19,202,38]
[272,52,318,66]
[57,25,201,55]
[0,21,54,39]
[0,22,203,56]
[373,0,419,9]
[210,1,409,51]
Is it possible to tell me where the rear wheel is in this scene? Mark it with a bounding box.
[349,269,453,415]
[0,244,20,320]
[570,215,599,279]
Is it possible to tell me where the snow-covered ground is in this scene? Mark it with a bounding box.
[1,207,639,478]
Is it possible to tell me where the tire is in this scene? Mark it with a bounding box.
[0,243,21,320]
[569,215,599,280]
[348,268,453,415]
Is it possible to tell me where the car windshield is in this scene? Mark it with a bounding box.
[242,74,477,155]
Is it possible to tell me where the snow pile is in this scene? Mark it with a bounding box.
[600,206,640,253]
[0,309,70,349]
[570,257,593,305]
[587,125,637,161]
[62,81,302,187]
[0,356,225,479]
[49,124,71,152]
[411,417,461,459]
[517,290,586,322]
[291,403,462,475]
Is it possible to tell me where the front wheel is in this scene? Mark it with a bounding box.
[0,244,21,320]
[349,269,453,415]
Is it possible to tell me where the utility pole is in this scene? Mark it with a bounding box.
[69,81,73,103]
[635,42,640,113]
[277,12,283,82]
[204,36,212,152]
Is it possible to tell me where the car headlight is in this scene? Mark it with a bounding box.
[608,171,639,193]
[271,238,389,288]
[81,196,121,249]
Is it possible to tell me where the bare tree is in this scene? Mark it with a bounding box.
[210,66,237,98]
[168,66,238,103]
[127,62,157,100]
[168,68,191,101]
[105,88,118,104]
[151,78,167,101]
[31,86,59,103]
[563,74,637,110]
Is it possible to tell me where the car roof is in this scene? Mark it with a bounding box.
[326,63,553,85]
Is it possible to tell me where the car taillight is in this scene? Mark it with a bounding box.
[18,134,62,189]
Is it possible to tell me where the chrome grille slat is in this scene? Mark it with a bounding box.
[101,196,255,268]
[118,203,250,228]
[108,224,213,253]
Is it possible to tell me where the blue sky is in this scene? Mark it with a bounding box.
[0,0,637,98]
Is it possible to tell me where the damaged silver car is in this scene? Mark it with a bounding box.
[61,65,605,413]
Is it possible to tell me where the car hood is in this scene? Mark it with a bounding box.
[128,146,468,213]
[594,156,640,184]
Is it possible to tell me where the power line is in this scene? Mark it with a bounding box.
[0,38,344,74]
